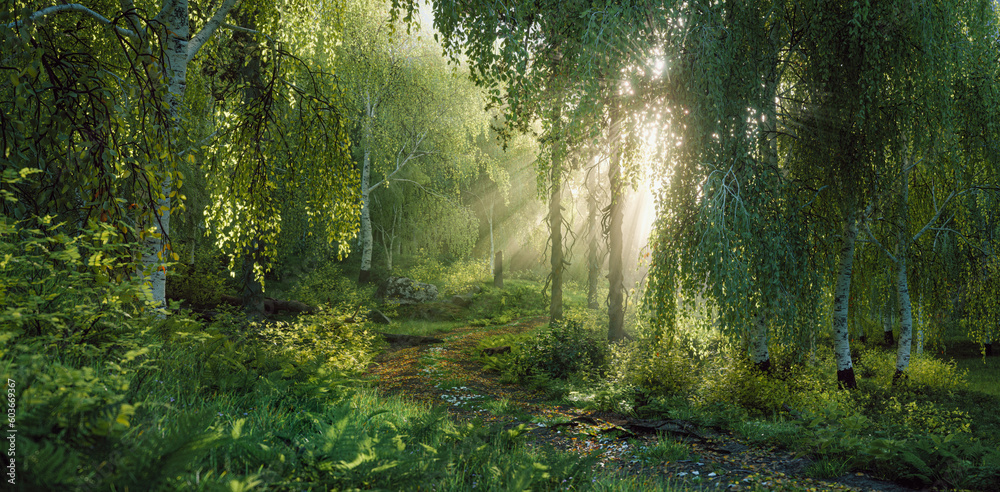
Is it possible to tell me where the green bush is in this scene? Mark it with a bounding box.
[255,312,380,374]
[166,247,234,308]
[519,317,609,381]
[696,345,812,417]
[625,337,700,398]
[286,261,372,309]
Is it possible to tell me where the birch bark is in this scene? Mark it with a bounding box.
[358,97,375,283]
[833,208,860,389]
[894,168,914,381]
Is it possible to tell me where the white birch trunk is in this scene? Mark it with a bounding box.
[894,166,914,380]
[359,146,373,282]
[358,97,375,283]
[833,208,860,389]
[750,71,778,369]
[148,0,238,307]
[144,1,194,308]
[895,254,914,379]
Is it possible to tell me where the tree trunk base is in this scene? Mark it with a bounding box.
[883,330,895,346]
[754,358,772,374]
[891,369,907,385]
[358,269,372,284]
[837,367,857,389]
[986,343,994,357]
[220,295,316,315]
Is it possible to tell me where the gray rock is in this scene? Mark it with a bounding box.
[377,276,439,304]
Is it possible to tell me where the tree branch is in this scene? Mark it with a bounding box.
[222,22,275,44]
[188,0,242,62]
[368,131,432,192]
[863,221,899,265]
[911,190,956,244]
[6,4,138,39]
[393,179,457,204]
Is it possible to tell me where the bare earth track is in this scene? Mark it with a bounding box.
[365,318,916,492]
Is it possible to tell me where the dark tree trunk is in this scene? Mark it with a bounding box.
[548,104,564,321]
[549,157,563,321]
[240,237,265,317]
[607,104,626,341]
[586,167,600,309]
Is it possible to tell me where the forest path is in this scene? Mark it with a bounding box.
[364,317,914,492]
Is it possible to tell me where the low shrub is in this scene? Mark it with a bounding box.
[519,317,609,381]
[627,337,701,399]
[285,261,373,309]
[166,247,234,308]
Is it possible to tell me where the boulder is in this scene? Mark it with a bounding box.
[376,276,439,304]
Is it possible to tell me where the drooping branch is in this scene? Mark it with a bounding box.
[187,0,242,62]
[368,131,431,192]
[863,221,899,265]
[911,190,956,244]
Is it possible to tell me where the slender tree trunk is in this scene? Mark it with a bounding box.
[549,140,564,321]
[146,6,194,308]
[750,73,779,368]
[895,254,913,381]
[587,167,600,309]
[358,98,374,284]
[241,237,265,316]
[607,104,626,341]
[751,314,771,372]
[143,0,238,307]
[488,203,495,273]
[383,234,394,272]
[494,250,503,288]
[894,166,914,382]
[833,208,860,389]
[883,268,895,345]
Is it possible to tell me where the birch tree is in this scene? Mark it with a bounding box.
[339,0,486,282]
[4,1,359,310]
[2,0,256,308]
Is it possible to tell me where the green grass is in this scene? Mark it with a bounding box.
[950,354,1000,397]
[389,318,464,337]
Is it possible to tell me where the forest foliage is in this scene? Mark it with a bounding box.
[2,0,1000,490]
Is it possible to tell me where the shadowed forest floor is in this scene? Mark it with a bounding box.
[365,317,918,492]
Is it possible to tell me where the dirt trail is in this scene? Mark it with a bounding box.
[365,318,915,492]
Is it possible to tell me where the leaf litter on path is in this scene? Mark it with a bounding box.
[365,318,916,492]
